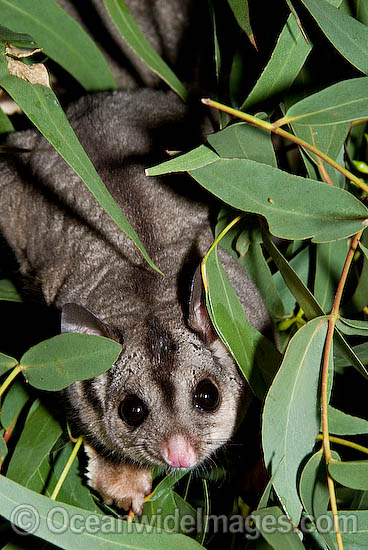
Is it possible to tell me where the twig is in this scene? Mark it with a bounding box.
[201,98,368,194]
[321,230,363,550]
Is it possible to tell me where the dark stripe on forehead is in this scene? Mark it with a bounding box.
[81,378,104,417]
[145,316,177,370]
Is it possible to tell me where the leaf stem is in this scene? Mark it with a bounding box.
[201,98,368,194]
[0,364,21,399]
[50,436,83,501]
[201,214,244,291]
[320,230,363,550]
[316,434,368,456]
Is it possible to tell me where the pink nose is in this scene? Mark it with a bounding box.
[162,435,197,469]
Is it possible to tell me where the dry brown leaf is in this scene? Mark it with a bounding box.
[0,90,22,115]
[5,44,42,58]
[6,57,51,88]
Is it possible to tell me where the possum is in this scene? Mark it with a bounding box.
[0,92,271,515]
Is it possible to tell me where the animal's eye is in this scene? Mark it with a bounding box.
[193,379,220,412]
[119,395,148,427]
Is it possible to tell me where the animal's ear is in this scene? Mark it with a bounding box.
[188,266,217,345]
[61,303,110,338]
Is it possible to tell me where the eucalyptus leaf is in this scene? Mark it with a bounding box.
[48,443,100,512]
[0,44,160,275]
[147,144,219,175]
[227,0,253,37]
[272,245,310,314]
[263,231,324,320]
[263,231,368,380]
[251,506,305,549]
[104,0,187,101]
[241,13,312,111]
[350,236,368,311]
[147,144,368,242]
[335,342,368,368]
[337,317,368,336]
[314,239,348,312]
[300,0,368,76]
[0,0,116,91]
[204,247,266,398]
[292,122,350,187]
[0,353,18,375]
[359,242,368,261]
[207,122,277,166]
[329,460,368,490]
[356,0,368,24]
[328,406,368,435]
[281,77,368,126]
[0,379,30,430]
[0,23,36,48]
[142,490,197,535]
[0,107,13,134]
[262,317,328,525]
[299,449,340,549]
[0,474,205,549]
[148,471,188,502]
[240,243,285,318]
[0,280,21,302]
[187,158,368,243]
[20,333,121,391]
[0,436,7,465]
[6,400,62,488]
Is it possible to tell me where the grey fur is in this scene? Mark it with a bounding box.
[0,90,270,511]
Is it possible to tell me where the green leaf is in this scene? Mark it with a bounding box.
[204,247,266,398]
[0,280,21,302]
[0,0,116,91]
[0,352,18,375]
[20,333,121,391]
[299,449,340,549]
[264,231,324,320]
[251,507,305,549]
[142,490,197,535]
[0,23,36,48]
[329,460,368,490]
[0,435,7,465]
[240,243,285,318]
[293,122,350,187]
[337,317,368,336]
[300,0,368,76]
[227,0,253,37]
[47,443,100,512]
[148,471,188,502]
[272,246,310,314]
[103,0,187,101]
[314,240,348,312]
[335,342,368,368]
[0,47,160,275]
[0,379,30,430]
[328,406,368,435]
[263,232,368,380]
[186,158,368,243]
[0,475,205,548]
[262,317,328,525]
[359,242,368,261]
[6,400,62,488]
[351,234,368,311]
[241,13,312,111]
[146,144,219,175]
[356,0,368,24]
[207,121,277,166]
[281,77,368,126]
[0,106,13,134]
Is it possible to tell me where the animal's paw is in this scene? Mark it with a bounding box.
[85,444,152,515]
